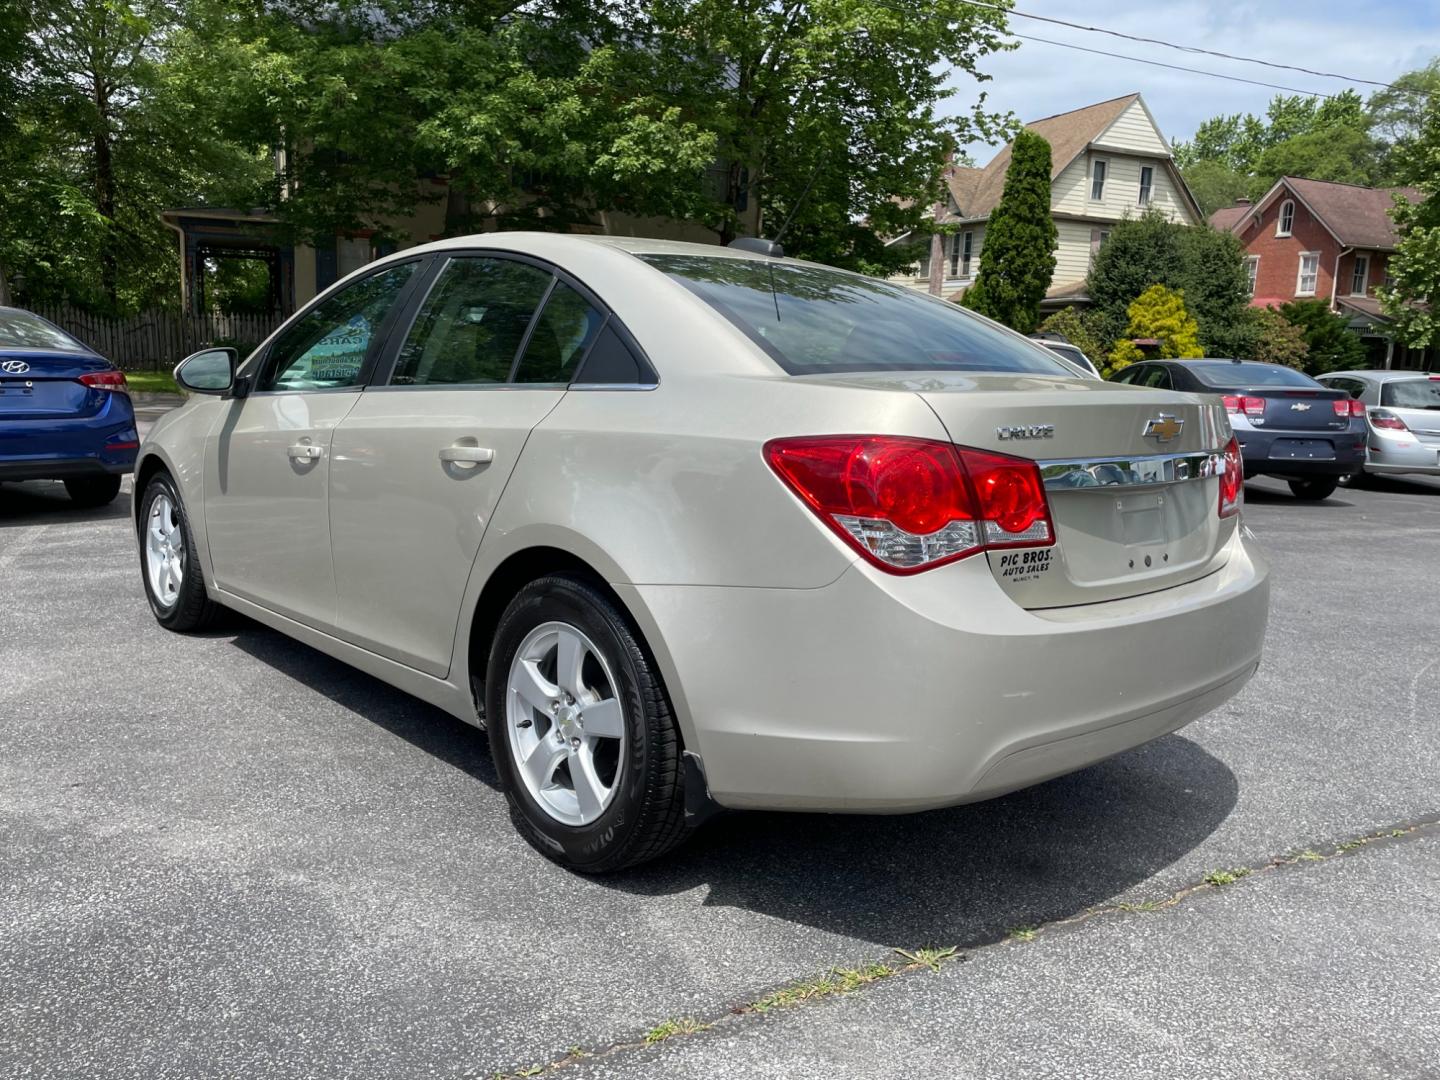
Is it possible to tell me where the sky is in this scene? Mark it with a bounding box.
[947,0,1440,159]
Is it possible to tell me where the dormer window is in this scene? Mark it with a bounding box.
[1277,199,1295,237]
[1091,159,1107,200]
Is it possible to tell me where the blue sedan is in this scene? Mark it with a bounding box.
[0,306,139,506]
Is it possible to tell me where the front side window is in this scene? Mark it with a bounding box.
[641,255,1072,377]
[1351,255,1369,296]
[1278,200,1295,237]
[261,261,417,391]
[1244,256,1260,296]
[512,280,605,384]
[1091,159,1107,200]
[1138,166,1153,206]
[391,257,552,386]
[1297,252,1319,296]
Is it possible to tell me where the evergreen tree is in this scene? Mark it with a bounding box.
[961,129,1057,334]
[1280,299,1368,374]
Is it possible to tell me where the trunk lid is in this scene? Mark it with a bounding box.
[812,371,1235,609]
[1245,386,1350,432]
[0,350,114,421]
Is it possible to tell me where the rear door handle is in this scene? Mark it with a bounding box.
[439,445,495,466]
[287,443,323,461]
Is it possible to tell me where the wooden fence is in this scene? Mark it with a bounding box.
[30,305,284,372]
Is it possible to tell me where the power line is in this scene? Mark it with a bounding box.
[960,0,1436,99]
[1012,32,1352,99]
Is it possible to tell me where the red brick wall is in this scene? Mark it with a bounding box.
[1234,193,1339,305]
[1336,249,1390,299]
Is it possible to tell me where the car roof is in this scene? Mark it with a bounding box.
[1317,369,1434,382]
[390,231,828,271]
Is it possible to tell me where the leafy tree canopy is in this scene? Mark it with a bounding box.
[1107,284,1202,374]
[1278,299,1367,374]
[1379,90,1440,349]
[960,128,1056,333]
[1250,307,1308,370]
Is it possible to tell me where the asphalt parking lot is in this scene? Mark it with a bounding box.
[2,457,1439,1079]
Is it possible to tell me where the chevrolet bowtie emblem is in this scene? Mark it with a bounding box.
[1143,414,1184,442]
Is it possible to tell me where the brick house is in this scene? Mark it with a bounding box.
[1210,177,1431,370]
[888,94,1204,304]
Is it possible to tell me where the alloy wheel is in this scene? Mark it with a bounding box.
[145,493,184,608]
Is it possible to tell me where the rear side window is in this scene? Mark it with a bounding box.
[640,255,1071,377]
[0,310,85,352]
[513,281,605,384]
[392,257,552,386]
[1380,379,1440,409]
[1187,361,1318,388]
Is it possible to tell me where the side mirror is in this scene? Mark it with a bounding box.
[174,347,237,396]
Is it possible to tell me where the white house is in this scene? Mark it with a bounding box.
[890,94,1204,305]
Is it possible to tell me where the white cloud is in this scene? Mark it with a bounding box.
[945,0,1440,159]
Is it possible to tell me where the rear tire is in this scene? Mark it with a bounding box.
[487,574,689,872]
[138,473,220,632]
[1288,478,1339,501]
[64,474,122,507]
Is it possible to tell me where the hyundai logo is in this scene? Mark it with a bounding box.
[0,360,31,374]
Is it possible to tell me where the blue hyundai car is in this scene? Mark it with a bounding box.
[0,306,139,506]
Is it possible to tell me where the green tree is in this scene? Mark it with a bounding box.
[1182,159,1250,218]
[1278,299,1367,374]
[1250,307,1308,369]
[960,129,1057,332]
[1380,89,1440,352]
[1107,285,1202,375]
[1368,59,1440,149]
[1176,225,1252,356]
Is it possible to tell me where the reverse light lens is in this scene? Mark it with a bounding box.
[79,370,129,393]
[1219,434,1243,518]
[763,436,1053,573]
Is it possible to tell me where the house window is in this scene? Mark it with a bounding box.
[1351,255,1369,296]
[960,231,973,278]
[1138,166,1153,206]
[1277,199,1295,237]
[1244,255,1260,297]
[949,233,961,277]
[1089,228,1110,267]
[1091,159,1107,200]
[1296,252,1319,296]
[915,245,930,279]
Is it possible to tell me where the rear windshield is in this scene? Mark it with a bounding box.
[0,309,85,352]
[1187,361,1318,388]
[640,255,1072,377]
[1380,378,1440,410]
[1044,343,1095,372]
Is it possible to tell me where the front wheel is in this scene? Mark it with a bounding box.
[1288,478,1339,501]
[139,473,219,631]
[487,574,689,872]
[64,474,122,507]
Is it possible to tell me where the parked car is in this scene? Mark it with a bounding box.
[135,235,1269,871]
[1110,359,1365,501]
[0,306,138,506]
[1028,332,1100,377]
[1314,370,1440,482]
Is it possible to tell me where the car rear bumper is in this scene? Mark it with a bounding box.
[1366,438,1440,475]
[0,395,138,480]
[1237,426,1366,478]
[631,531,1269,812]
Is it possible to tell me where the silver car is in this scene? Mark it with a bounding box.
[136,234,1270,871]
[1316,370,1440,481]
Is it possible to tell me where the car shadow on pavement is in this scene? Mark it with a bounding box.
[0,479,134,527]
[1240,484,1355,508]
[602,735,1238,950]
[227,621,503,793]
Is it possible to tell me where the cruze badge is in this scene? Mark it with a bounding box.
[996,424,1055,440]
[1143,414,1184,442]
[0,360,30,374]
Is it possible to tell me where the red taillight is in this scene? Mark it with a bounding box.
[1333,398,1365,417]
[1349,399,1366,417]
[763,436,1054,573]
[1223,395,1265,417]
[1219,434,1243,518]
[78,370,129,393]
[1370,410,1408,431]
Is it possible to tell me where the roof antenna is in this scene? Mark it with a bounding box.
[726,160,824,258]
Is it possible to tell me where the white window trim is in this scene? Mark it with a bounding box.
[1350,254,1369,297]
[1277,199,1295,238]
[1296,251,1320,297]
[1244,255,1260,297]
[960,230,973,278]
[1138,165,1154,207]
[1090,158,1108,201]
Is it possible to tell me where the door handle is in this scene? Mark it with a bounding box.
[438,445,495,466]
[287,443,323,461]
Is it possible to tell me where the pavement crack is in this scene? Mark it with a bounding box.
[482,813,1440,1079]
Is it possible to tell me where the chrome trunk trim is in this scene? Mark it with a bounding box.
[1039,450,1226,491]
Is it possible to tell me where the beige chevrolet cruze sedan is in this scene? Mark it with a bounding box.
[136,234,1270,871]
